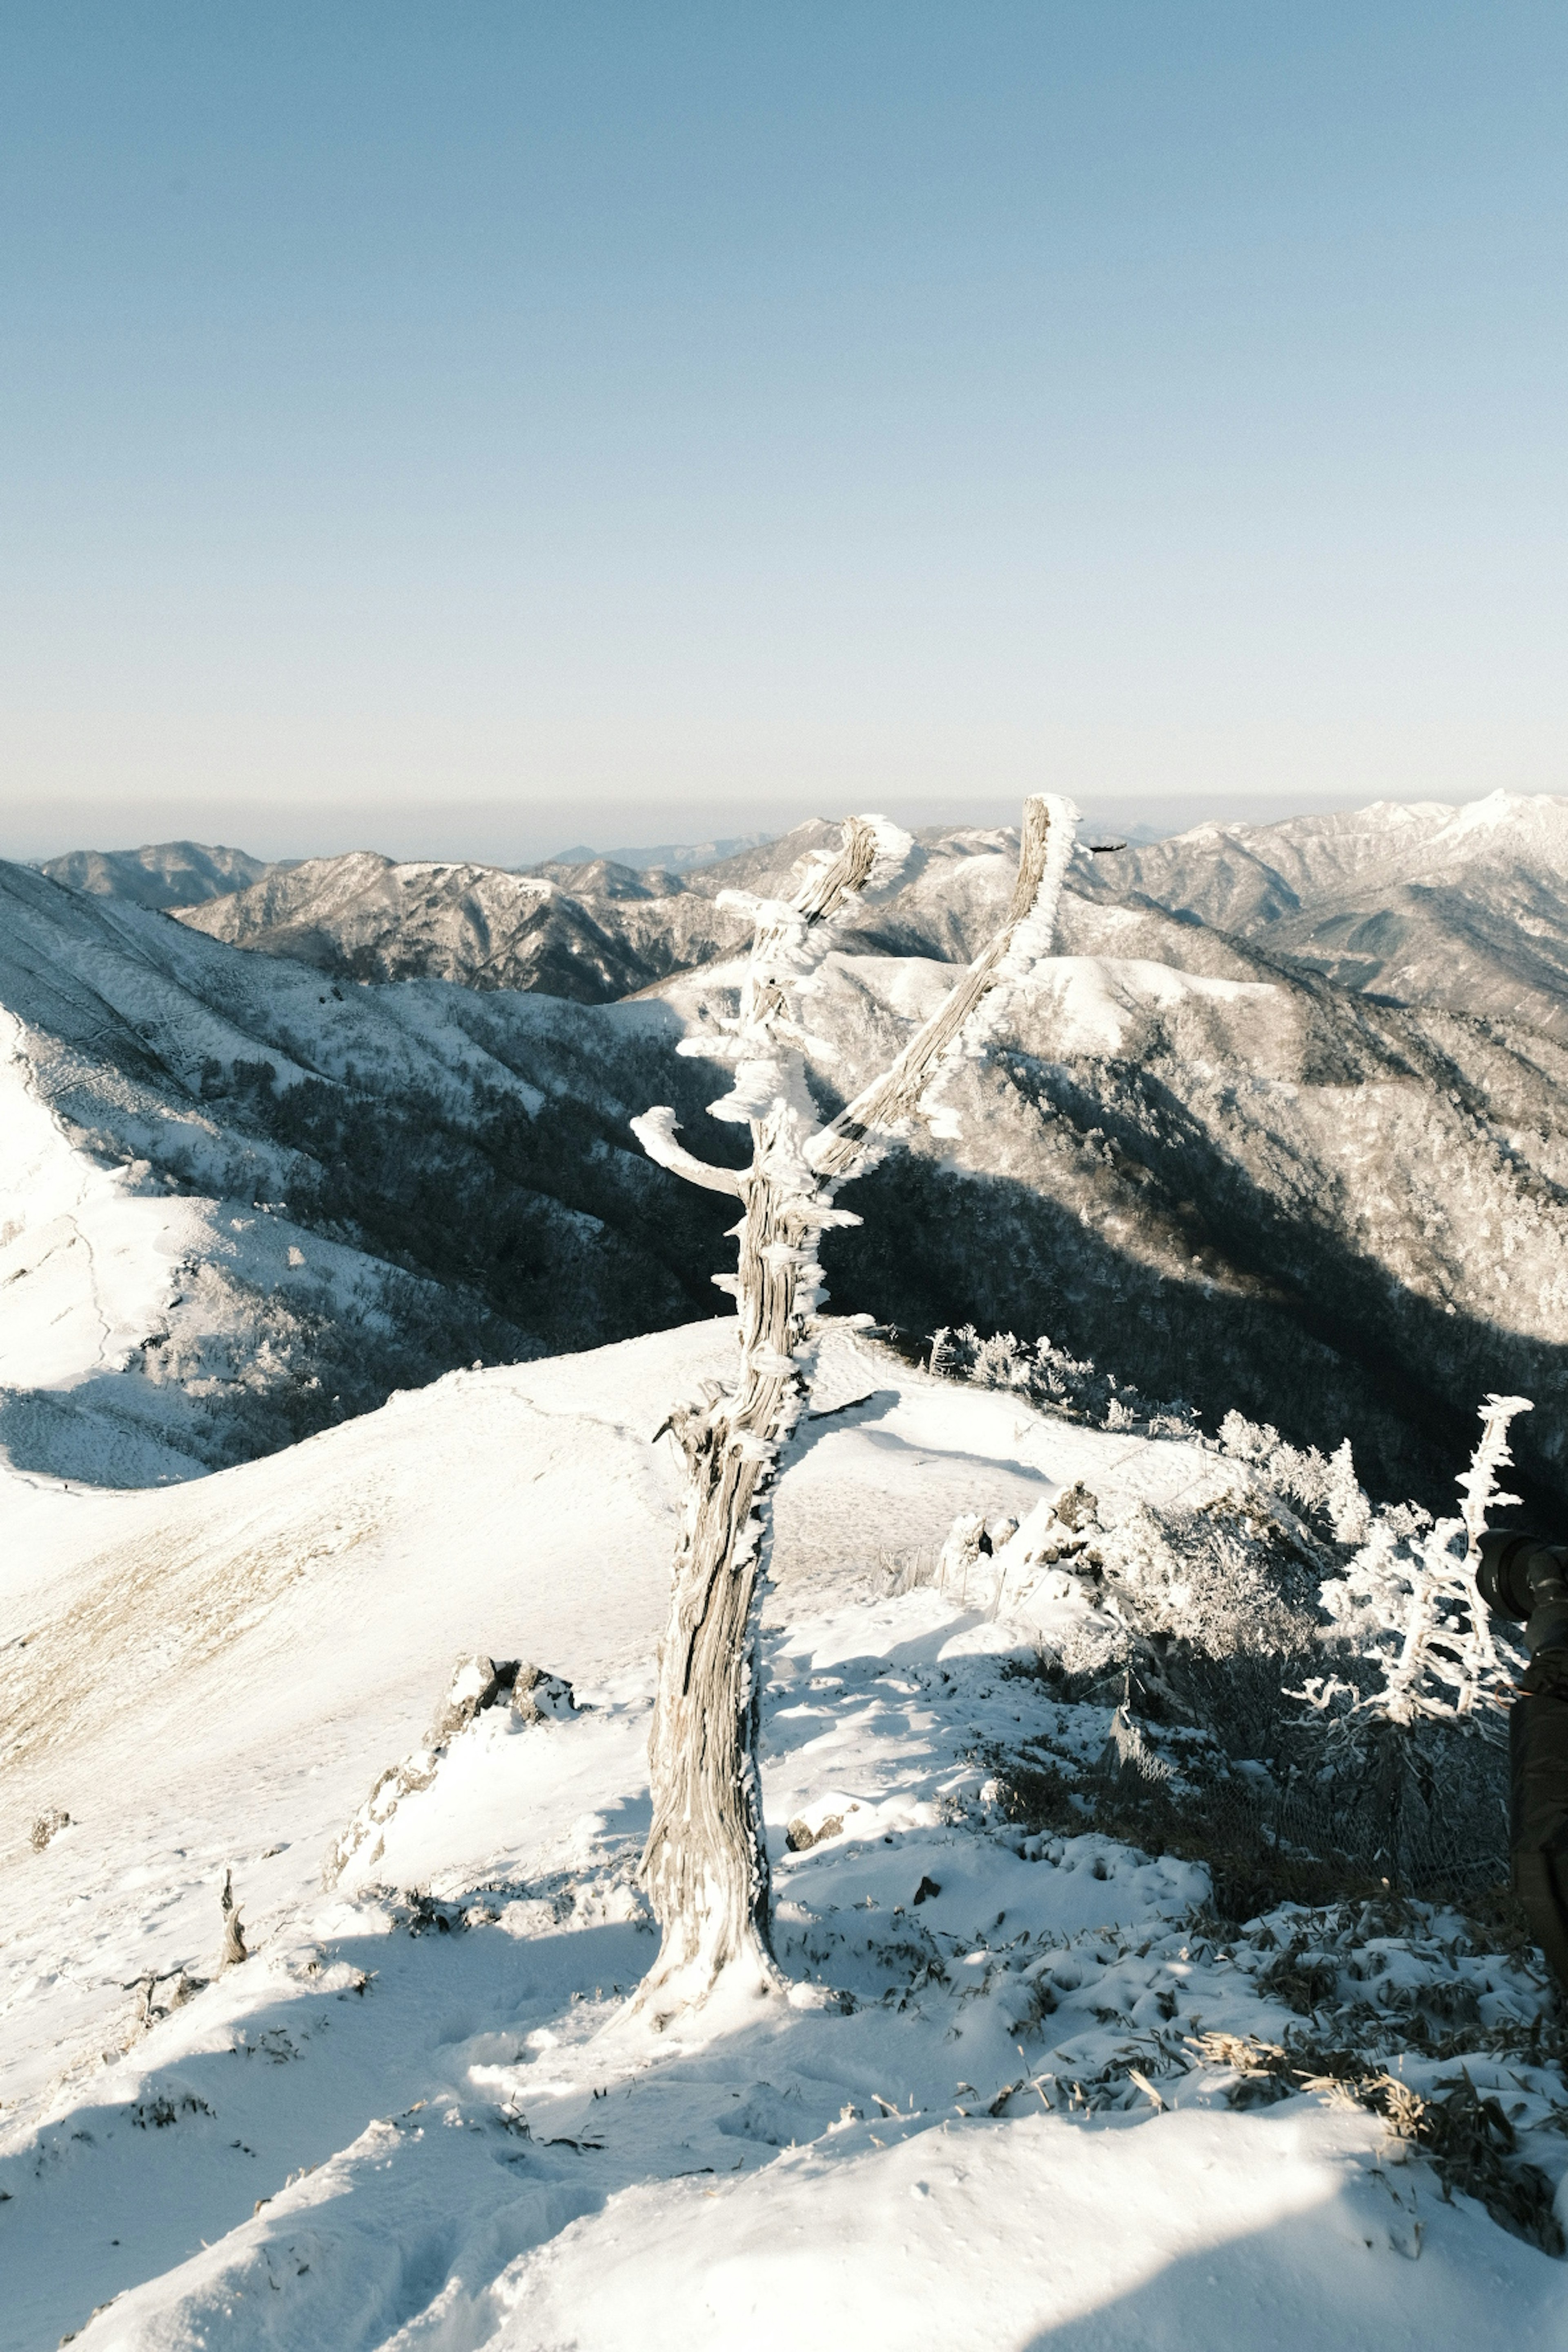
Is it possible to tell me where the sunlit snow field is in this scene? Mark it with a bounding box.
[2,1323,1563,2349]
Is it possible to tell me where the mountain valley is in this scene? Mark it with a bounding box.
[6,792,1568,1518]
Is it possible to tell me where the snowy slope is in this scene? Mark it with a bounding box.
[1077,790,1568,1036]
[0,864,511,1478]
[2,1322,1562,2350]
[0,1006,318,1487]
[0,860,736,1481]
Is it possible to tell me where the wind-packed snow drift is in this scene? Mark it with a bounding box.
[2,1322,1564,2350]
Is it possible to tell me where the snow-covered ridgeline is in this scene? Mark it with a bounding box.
[12,787,1568,1516]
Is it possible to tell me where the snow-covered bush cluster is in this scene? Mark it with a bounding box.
[927,1380,1541,1904]
[1215,1410,1372,1545]
[933,1332,1531,1736]
[930,1322,1201,1438]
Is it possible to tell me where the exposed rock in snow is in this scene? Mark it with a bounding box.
[324,1657,582,1891]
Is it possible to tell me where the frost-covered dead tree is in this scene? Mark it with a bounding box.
[630,795,1076,2008]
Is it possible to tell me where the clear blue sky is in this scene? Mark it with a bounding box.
[2,2,1564,859]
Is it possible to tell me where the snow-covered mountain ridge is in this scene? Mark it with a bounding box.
[9,788,1568,1511]
[1076,789,1568,1037]
[168,823,1040,999]
[50,793,1568,1027]
[156,790,1568,1035]
[36,840,286,913]
[3,1321,1562,2349]
[661,924,1568,1512]
[0,858,742,1480]
[174,850,753,1002]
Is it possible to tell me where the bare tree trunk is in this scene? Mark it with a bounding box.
[632,795,1073,2009]
[637,1136,813,2001]
[220,1866,247,1968]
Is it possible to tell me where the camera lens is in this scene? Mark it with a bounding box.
[1477,1531,1537,1621]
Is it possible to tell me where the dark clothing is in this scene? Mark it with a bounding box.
[1510,1676,1568,1991]
[1480,1534,1568,1991]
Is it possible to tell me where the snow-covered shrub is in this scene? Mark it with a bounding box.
[1302,1395,1533,1735]
[1101,1494,1319,1665]
[942,1373,1533,1897]
[1217,1412,1371,1545]
[987,1480,1325,1764]
[930,1323,1199,1439]
[1176,1910,1566,2255]
[962,1330,1034,1392]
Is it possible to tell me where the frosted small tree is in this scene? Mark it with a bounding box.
[1380,1392,1533,1728]
[1302,1392,1534,1733]
[630,795,1076,2008]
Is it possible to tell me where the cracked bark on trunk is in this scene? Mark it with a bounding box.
[632,796,1069,2009]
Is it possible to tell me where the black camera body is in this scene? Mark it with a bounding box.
[1477,1530,1568,1655]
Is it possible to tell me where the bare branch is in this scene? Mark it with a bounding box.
[786,813,908,930]
[631,817,908,1185]
[807,793,1076,1183]
[650,1399,719,1466]
[730,814,898,1040]
[629,1107,746,1198]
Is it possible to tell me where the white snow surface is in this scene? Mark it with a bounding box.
[3,1321,1563,2349]
[1076,788,1568,1037]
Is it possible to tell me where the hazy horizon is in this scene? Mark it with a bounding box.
[3,781,1527,871]
[4,6,1563,838]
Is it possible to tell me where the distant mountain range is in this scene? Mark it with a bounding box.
[548,831,776,871]
[165,826,1043,999]
[173,851,753,1000]
[59,791,1568,1033]
[5,790,1568,1519]
[37,839,288,912]
[1074,793,1568,1038]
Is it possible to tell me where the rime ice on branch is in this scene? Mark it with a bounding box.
[629,795,1077,2008]
[1301,1392,1535,1735]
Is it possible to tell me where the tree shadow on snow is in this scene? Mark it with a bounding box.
[0,1912,650,2352]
